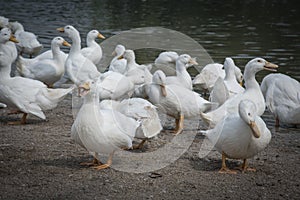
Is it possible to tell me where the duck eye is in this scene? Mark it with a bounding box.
[248,113,251,116]
[257,60,262,63]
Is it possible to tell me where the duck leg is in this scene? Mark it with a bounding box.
[80,152,102,166]
[174,115,184,135]
[8,113,27,125]
[275,117,280,127]
[93,152,114,170]
[133,140,146,149]
[218,152,237,174]
[236,159,256,172]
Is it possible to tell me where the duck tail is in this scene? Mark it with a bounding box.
[46,85,75,101]
[38,85,75,110]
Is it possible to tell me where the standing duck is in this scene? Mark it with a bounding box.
[0,51,74,124]
[71,81,139,169]
[201,99,271,174]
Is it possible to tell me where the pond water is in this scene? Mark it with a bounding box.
[1,0,299,80]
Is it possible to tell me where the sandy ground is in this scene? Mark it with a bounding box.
[0,94,299,200]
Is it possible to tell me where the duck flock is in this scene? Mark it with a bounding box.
[0,16,299,174]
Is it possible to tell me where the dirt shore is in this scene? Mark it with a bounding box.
[0,94,299,200]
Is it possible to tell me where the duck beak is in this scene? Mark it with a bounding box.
[188,57,198,66]
[57,27,65,33]
[98,33,105,39]
[62,40,71,47]
[78,82,91,97]
[160,84,167,97]
[9,34,18,43]
[112,50,117,56]
[239,80,243,86]
[118,55,124,60]
[249,121,260,138]
[264,61,278,72]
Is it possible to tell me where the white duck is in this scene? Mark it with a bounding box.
[0,51,74,124]
[165,54,198,90]
[147,70,216,135]
[149,51,179,76]
[209,58,245,105]
[71,81,139,170]
[201,58,278,128]
[108,44,127,74]
[99,98,162,149]
[80,30,105,65]
[201,99,271,174]
[0,27,18,64]
[193,62,243,93]
[9,21,43,57]
[261,73,300,126]
[16,37,71,87]
[120,49,153,86]
[57,25,101,85]
[0,16,9,29]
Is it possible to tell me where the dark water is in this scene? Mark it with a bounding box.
[1,0,299,80]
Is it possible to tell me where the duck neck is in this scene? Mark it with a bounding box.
[70,32,81,54]
[0,64,11,78]
[86,37,96,47]
[176,61,192,82]
[224,66,235,81]
[243,67,260,90]
[127,58,137,70]
[51,44,60,60]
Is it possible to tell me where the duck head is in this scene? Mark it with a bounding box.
[0,27,18,43]
[118,49,135,61]
[177,54,198,68]
[239,99,261,138]
[87,30,105,40]
[245,57,278,74]
[57,25,79,39]
[52,36,71,47]
[78,80,100,101]
[112,44,126,57]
